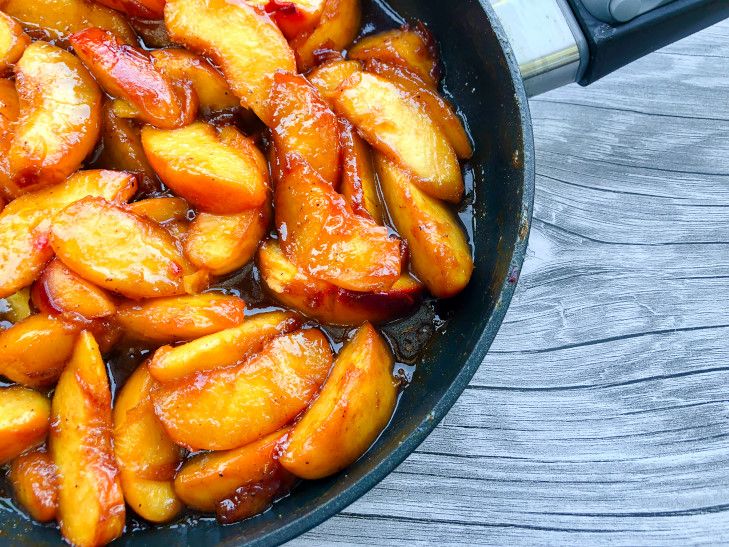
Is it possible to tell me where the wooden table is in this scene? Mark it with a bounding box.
[292,18,729,546]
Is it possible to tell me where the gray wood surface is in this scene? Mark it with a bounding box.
[291,18,729,546]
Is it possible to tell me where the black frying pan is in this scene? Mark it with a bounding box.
[3,0,727,545]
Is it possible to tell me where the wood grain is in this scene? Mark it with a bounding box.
[291,18,729,546]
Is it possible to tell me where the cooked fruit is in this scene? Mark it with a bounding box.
[129,197,190,224]
[150,48,241,116]
[215,469,296,524]
[142,122,268,214]
[364,59,472,159]
[9,42,102,191]
[0,79,18,199]
[117,294,247,343]
[281,323,396,479]
[270,71,340,187]
[113,364,184,523]
[31,259,117,320]
[349,25,440,88]
[248,0,325,40]
[164,0,296,123]
[0,0,138,45]
[339,120,383,222]
[0,170,137,298]
[334,71,462,202]
[0,11,29,74]
[70,28,197,130]
[152,328,332,450]
[0,315,78,388]
[94,0,165,19]
[174,428,293,518]
[307,58,360,103]
[292,0,361,71]
[50,332,125,547]
[131,18,173,49]
[0,386,50,464]
[276,156,402,292]
[50,197,194,299]
[148,311,301,383]
[258,239,421,325]
[375,154,473,297]
[9,448,58,522]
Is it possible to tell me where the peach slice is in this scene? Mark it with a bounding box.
[142,122,269,214]
[365,59,472,159]
[276,156,403,292]
[375,154,473,297]
[270,71,340,187]
[339,120,383,222]
[9,448,58,522]
[292,0,361,71]
[129,197,190,224]
[307,58,360,103]
[117,294,247,343]
[70,28,197,130]
[31,259,117,320]
[281,323,397,479]
[164,0,296,123]
[50,197,194,299]
[248,0,325,40]
[50,331,125,547]
[0,11,29,74]
[348,25,440,88]
[94,0,165,19]
[148,311,301,383]
[113,364,184,523]
[334,71,462,203]
[152,328,332,450]
[0,386,50,464]
[0,79,18,199]
[9,41,102,191]
[258,239,421,325]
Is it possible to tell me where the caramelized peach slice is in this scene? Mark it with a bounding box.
[50,197,194,299]
[0,386,50,464]
[271,71,340,187]
[307,58,360,103]
[292,0,361,71]
[258,239,421,325]
[334,71,462,202]
[164,0,295,123]
[339,120,383,222]
[281,323,396,478]
[376,155,473,297]
[150,48,241,116]
[9,42,102,191]
[349,25,440,88]
[249,0,325,40]
[0,79,18,199]
[142,122,268,214]
[149,311,301,383]
[70,28,197,130]
[276,156,402,292]
[31,259,117,320]
[215,469,296,524]
[0,0,138,45]
[365,59,472,159]
[129,197,190,224]
[50,332,125,547]
[152,328,332,450]
[174,428,292,516]
[0,170,137,298]
[95,0,165,19]
[9,448,57,522]
[117,294,247,343]
[114,364,184,523]
[0,11,29,74]
[0,315,78,388]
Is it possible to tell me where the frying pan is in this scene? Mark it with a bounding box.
[3,0,728,545]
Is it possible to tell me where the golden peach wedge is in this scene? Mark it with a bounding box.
[70,28,197,130]
[0,11,29,75]
[148,311,301,383]
[258,239,422,325]
[308,58,361,104]
[339,120,383,222]
[50,331,125,547]
[334,70,463,203]
[0,78,18,199]
[376,154,473,298]
[248,0,325,40]
[114,364,184,523]
[9,448,58,523]
[152,328,332,450]
[142,122,269,214]
[0,386,50,464]
[276,156,403,292]
[164,0,296,123]
[128,196,190,240]
[9,42,102,191]
[281,323,397,479]
[50,197,194,299]
[95,0,165,19]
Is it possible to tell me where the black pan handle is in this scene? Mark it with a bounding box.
[567,0,729,85]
